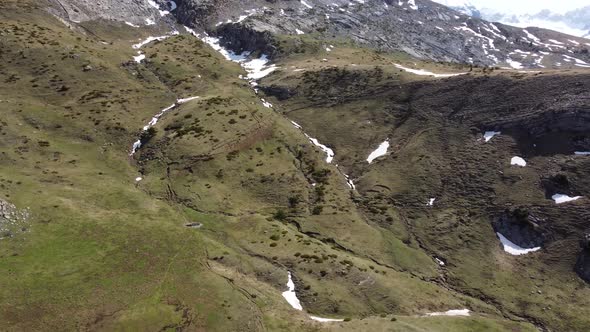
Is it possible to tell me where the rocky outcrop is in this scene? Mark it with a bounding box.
[217,23,278,57]
[0,198,30,240]
[542,174,573,198]
[259,84,296,101]
[173,0,590,68]
[492,208,545,249]
[171,0,218,28]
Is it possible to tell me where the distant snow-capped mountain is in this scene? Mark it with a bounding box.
[432,1,590,38]
[481,7,590,38]
[430,0,482,18]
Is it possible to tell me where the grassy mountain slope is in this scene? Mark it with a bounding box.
[261,44,590,330]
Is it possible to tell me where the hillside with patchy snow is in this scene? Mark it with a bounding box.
[2,0,590,331]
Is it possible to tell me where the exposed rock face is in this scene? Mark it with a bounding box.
[542,174,573,197]
[492,209,545,249]
[217,23,278,57]
[50,0,590,68]
[171,0,218,27]
[575,234,590,283]
[259,84,296,101]
[173,0,590,68]
[46,0,171,25]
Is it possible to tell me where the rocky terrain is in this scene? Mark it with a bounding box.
[0,0,589,331]
[45,0,590,69]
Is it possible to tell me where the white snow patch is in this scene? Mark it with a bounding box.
[177,96,200,104]
[133,53,146,63]
[343,174,355,190]
[144,103,175,130]
[510,156,527,167]
[290,121,335,163]
[563,54,588,65]
[426,309,470,317]
[394,64,466,77]
[548,39,564,45]
[281,272,343,322]
[282,272,303,311]
[135,177,143,182]
[522,29,540,43]
[428,198,436,206]
[506,58,523,69]
[133,31,178,49]
[367,140,389,164]
[145,18,156,25]
[496,232,541,255]
[243,56,278,79]
[290,121,302,129]
[435,257,445,266]
[131,140,142,155]
[295,29,305,35]
[309,316,344,322]
[194,32,278,80]
[300,0,313,9]
[575,151,590,156]
[552,194,582,204]
[125,21,139,28]
[261,98,273,108]
[290,122,334,163]
[308,137,335,163]
[147,0,170,16]
[483,131,500,142]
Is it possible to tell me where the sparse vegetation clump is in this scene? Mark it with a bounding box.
[273,209,287,221]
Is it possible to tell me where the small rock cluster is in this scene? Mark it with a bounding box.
[0,198,31,240]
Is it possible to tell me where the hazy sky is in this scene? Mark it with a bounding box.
[466,0,589,14]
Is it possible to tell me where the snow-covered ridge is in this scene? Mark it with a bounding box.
[432,0,589,38]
